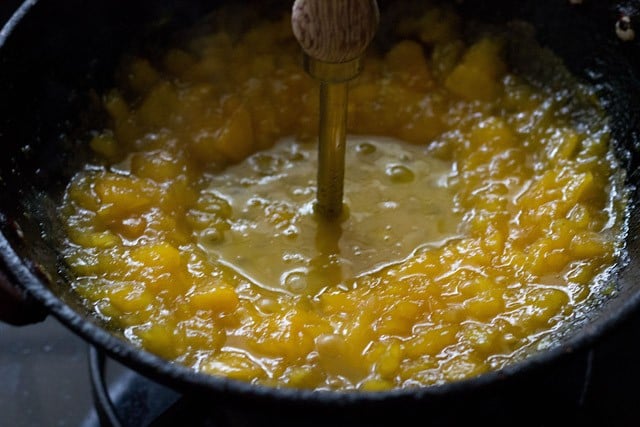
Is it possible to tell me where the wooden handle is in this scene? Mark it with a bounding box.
[292,0,379,63]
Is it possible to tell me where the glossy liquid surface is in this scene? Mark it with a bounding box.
[198,136,461,296]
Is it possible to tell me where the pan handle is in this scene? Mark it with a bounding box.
[0,267,47,325]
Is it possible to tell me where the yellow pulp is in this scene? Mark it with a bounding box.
[60,3,627,391]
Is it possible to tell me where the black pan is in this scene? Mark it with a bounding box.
[1,0,640,425]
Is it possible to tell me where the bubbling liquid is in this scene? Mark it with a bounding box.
[199,136,462,296]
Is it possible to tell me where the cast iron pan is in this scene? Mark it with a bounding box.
[1,0,640,425]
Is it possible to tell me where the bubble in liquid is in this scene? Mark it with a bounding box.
[283,271,308,293]
[282,225,299,239]
[200,228,224,247]
[257,298,280,313]
[356,142,376,155]
[386,164,415,183]
[250,153,286,175]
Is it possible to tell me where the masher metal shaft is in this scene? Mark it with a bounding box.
[292,0,379,219]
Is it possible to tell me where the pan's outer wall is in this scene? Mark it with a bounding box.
[1,0,640,425]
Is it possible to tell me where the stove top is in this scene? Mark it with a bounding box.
[1,317,94,427]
